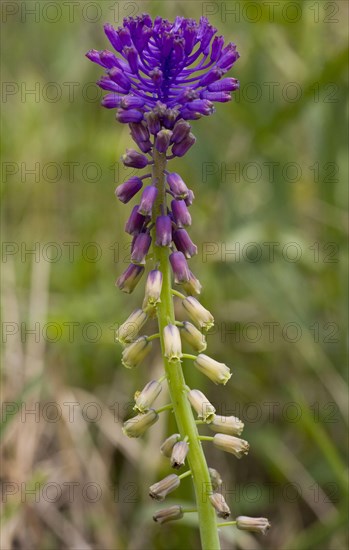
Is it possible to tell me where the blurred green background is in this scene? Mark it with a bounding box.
[1,1,348,549]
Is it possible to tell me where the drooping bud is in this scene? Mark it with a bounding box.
[116,263,144,293]
[173,229,197,258]
[134,380,162,413]
[166,173,189,199]
[171,199,192,227]
[129,121,150,142]
[155,129,173,153]
[182,297,214,330]
[209,415,244,436]
[149,474,180,501]
[138,186,158,216]
[163,108,179,129]
[209,493,231,519]
[170,441,189,469]
[171,120,191,144]
[213,434,249,458]
[155,215,172,246]
[121,95,145,110]
[194,354,232,385]
[153,505,184,524]
[172,133,196,157]
[131,232,152,265]
[125,205,146,235]
[101,93,123,109]
[236,516,271,535]
[163,324,182,362]
[122,149,149,169]
[169,251,190,283]
[180,321,207,353]
[208,77,240,92]
[122,409,158,438]
[182,271,202,296]
[142,269,163,311]
[208,468,223,491]
[160,433,181,457]
[115,308,148,345]
[144,111,161,134]
[187,389,216,423]
[121,336,152,368]
[116,108,144,123]
[115,177,143,204]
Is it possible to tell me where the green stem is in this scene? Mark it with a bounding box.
[178,469,192,480]
[217,521,237,528]
[155,403,174,414]
[151,149,220,550]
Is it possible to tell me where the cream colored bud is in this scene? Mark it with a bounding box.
[236,516,271,535]
[208,468,223,491]
[116,309,148,345]
[163,324,182,362]
[153,505,184,524]
[209,492,231,519]
[142,269,163,312]
[182,271,202,296]
[170,441,189,470]
[209,415,244,436]
[180,321,207,352]
[194,354,232,385]
[182,297,214,331]
[122,409,158,438]
[213,433,249,458]
[187,389,216,423]
[149,474,180,501]
[134,380,162,413]
[160,433,181,457]
[121,336,152,368]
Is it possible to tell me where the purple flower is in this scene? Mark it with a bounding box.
[169,252,190,283]
[116,263,144,293]
[125,205,147,235]
[166,173,189,199]
[86,15,239,122]
[115,177,143,203]
[173,229,197,258]
[122,149,149,169]
[138,186,158,216]
[155,215,172,247]
[131,232,152,265]
[171,200,191,227]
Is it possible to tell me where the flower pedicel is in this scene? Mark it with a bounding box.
[87,14,269,549]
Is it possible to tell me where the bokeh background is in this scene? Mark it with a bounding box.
[1,1,348,549]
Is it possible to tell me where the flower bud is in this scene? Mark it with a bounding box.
[180,321,206,352]
[155,129,173,153]
[172,133,196,157]
[209,415,244,436]
[209,493,231,519]
[131,232,152,265]
[236,516,271,535]
[134,380,162,413]
[169,251,190,284]
[163,108,179,129]
[182,297,214,330]
[173,229,197,258]
[144,111,161,134]
[121,336,152,368]
[184,189,195,206]
[194,354,232,385]
[129,121,150,142]
[115,308,148,345]
[115,177,143,204]
[142,269,163,311]
[121,95,145,110]
[188,389,215,423]
[153,505,184,524]
[182,271,202,296]
[171,200,192,227]
[213,434,249,458]
[122,409,158,438]
[122,148,149,169]
[116,263,144,294]
[116,109,144,123]
[171,120,191,144]
[160,433,181,457]
[125,205,146,235]
[163,324,182,362]
[166,173,189,199]
[101,93,123,109]
[170,441,189,470]
[208,468,223,491]
[155,215,172,247]
[149,474,180,501]
[138,186,158,216]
